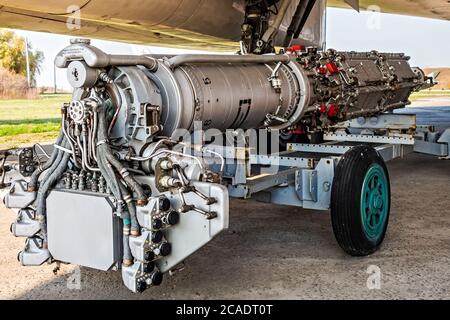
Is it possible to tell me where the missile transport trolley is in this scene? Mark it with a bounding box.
[1,40,448,293]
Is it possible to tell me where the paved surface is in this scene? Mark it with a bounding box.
[397,105,450,131]
[411,96,450,108]
[0,152,448,300]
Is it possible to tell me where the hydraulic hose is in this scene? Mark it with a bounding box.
[97,143,141,236]
[95,116,135,264]
[28,132,64,192]
[97,105,148,206]
[119,194,133,265]
[118,182,140,235]
[105,150,148,206]
[97,146,121,201]
[39,148,65,186]
[35,139,71,243]
[122,231,133,266]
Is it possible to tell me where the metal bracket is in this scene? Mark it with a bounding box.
[296,169,318,202]
[332,114,416,131]
[414,127,450,158]
[323,133,415,145]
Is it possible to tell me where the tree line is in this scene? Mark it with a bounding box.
[0,30,44,98]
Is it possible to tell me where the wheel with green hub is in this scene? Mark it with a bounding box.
[331,146,390,256]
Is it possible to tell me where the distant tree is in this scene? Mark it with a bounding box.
[0,30,44,87]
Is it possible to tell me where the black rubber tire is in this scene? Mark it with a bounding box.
[331,145,390,256]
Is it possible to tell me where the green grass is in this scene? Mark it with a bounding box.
[0,94,70,121]
[0,94,69,148]
[0,119,60,137]
[411,90,450,96]
[410,90,450,101]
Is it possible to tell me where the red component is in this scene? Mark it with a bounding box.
[288,45,305,52]
[319,103,327,113]
[326,62,339,74]
[317,66,327,75]
[327,104,339,118]
[291,127,304,135]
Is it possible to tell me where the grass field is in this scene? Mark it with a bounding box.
[0,94,70,149]
[410,90,450,101]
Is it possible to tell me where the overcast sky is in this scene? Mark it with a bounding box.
[13,7,450,90]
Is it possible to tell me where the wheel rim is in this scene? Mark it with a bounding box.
[360,164,389,241]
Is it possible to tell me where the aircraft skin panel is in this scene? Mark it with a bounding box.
[0,0,246,51]
[0,0,448,51]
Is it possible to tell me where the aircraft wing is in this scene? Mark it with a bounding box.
[0,0,246,51]
[0,0,448,52]
[330,0,450,21]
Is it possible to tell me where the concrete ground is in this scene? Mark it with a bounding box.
[0,152,448,300]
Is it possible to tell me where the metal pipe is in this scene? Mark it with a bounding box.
[61,113,79,167]
[106,83,122,135]
[55,42,158,72]
[130,149,205,170]
[92,111,99,163]
[82,132,101,172]
[167,54,292,68]
[108,55,158,71]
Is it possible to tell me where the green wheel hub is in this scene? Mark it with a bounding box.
[360,164,389,241]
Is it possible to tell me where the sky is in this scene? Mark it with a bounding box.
[12,7,450,91]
